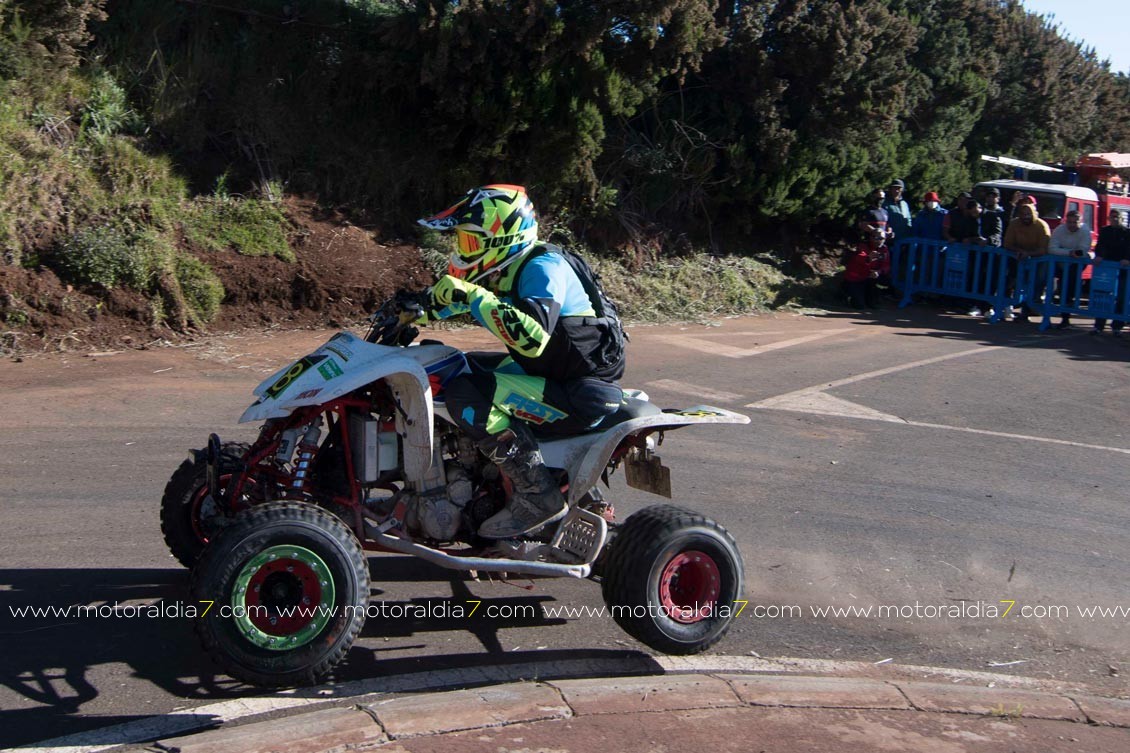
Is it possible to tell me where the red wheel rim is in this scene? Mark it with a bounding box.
[242,556,325,635]
[659,550,721,624]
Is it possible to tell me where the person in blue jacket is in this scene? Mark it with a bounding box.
[912,191,948,239]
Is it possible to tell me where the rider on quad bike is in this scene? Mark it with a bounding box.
[417,184,627,539]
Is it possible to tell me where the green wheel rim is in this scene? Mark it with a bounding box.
[231,544,336,651]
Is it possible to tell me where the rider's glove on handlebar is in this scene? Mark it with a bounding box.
[423,275,550,359]
[431,275,477,307]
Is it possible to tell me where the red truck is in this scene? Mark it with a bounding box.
[976,153,1130,244]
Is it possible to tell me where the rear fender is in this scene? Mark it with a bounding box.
[541,406,751,505]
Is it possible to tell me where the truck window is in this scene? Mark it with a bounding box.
[1036,194,1061,220]
[1084,204,1095,229]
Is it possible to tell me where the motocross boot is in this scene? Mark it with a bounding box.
[476,422,567,539]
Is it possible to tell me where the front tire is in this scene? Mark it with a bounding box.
[191,501,369,687]
[160,442,249,568]
[601,505,744,655]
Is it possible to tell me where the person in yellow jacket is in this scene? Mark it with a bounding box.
[1003,203,1051,322]
[1003,203,1050,259]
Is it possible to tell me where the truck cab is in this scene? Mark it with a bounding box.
[973,180,1101,244]
[977,152,1130,239]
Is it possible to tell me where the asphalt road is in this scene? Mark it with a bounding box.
[2,306,1129,747]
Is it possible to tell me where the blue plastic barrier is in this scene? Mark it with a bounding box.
[1026,256,1130,331]
[889,237,1130,330]
[895,239,1015,321]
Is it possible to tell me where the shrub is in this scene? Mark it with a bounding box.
[596,251,788,323]
[89,136,186,221]
[174,252,224,323]
[81,70,138,137]
[182,197,293,262]
[53,225,148,288]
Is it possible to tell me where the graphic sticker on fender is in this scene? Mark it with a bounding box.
[318,360,344,380]
[265,356,326,399]
[671,409,724,418]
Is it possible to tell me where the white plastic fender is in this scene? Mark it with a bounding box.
[546,405,751,505]
[238,331,443,478]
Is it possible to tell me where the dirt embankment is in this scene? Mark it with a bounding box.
[0,198,433,354]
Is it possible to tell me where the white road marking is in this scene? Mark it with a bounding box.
[644,379,744,404]
[11,654,1061,752]
[748,344,1130,455]
[660,329,854,359]
[759,391,905,423]
[900,420,1130,455]
[749,345,1000,406]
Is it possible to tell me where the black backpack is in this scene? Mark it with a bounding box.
[516,243,628,381]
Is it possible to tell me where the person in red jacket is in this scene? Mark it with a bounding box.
[844,229,890,309]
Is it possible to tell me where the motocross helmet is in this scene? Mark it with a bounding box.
[417,184,538,282]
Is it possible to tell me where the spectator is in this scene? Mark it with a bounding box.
[1003,203,1051,322]
[981,188,1005,247]
[1092,208,1130,336]
[1008,189,1023,215]
[947,200,987,244]
[912,192,948,239]
[944,200,996,317]
[843,229,890,310]
[1049,209,1092,257]
[941,191,973,241]
[883,179,913,243]
[858,188,894,242]
[1004,203,1050,259]
[1047,210,1092,328]
[1006,191,1037,225]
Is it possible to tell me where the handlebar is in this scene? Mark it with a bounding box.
[364,289,429,346]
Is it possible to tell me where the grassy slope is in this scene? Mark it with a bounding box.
[0,64,808,352]
[0,65,293,333]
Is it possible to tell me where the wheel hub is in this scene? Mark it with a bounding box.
[231,545,335,650]
[659,550,721,624]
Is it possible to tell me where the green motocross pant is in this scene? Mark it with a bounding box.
[443,353,623,441]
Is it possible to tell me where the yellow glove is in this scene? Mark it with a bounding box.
[430,274,480,308]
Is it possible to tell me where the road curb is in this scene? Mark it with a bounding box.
[138,671,1130,753]
[17,656,1126,752]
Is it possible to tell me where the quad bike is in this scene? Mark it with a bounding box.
[160,293,750,687]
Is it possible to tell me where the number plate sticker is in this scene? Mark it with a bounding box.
[265,355,326,399]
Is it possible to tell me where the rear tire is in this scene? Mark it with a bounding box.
[601,505,743,655]
[191,501,369,687]
[160,442,249,568]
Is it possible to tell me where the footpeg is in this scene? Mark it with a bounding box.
[545,507,607,565]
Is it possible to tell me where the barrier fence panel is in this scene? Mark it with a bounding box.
[1089,263,1123,321]
[894,238,945,303]
[1026,257,1130,331]
[891,238,1130,329]
[895,239,1013,321]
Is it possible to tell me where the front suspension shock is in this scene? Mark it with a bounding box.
[291,417,323,491]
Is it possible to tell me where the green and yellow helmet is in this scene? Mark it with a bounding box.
[418,184,538,282]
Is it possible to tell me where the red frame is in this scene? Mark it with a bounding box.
[220,392,666,558]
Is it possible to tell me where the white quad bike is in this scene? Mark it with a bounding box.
[161,293,750,687]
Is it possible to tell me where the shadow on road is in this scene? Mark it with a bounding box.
[0,559,645,748]
[814,300,1130,362]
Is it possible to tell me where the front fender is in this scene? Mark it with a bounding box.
[238,332,436,477]
[386,370,434,479]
